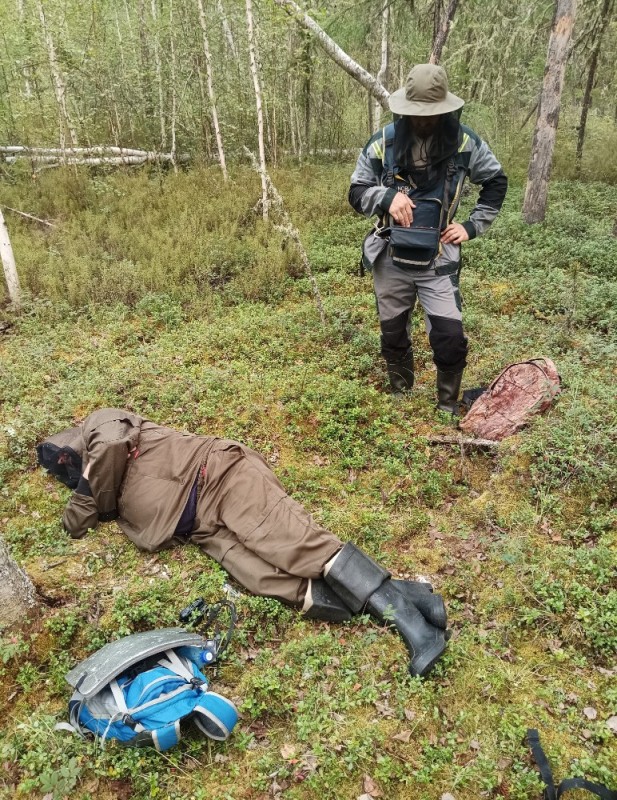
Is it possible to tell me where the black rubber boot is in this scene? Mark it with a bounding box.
[386,351,415,393]
[324,543,447,677]
[392,581,447,629]
[436,369,464,415]
[303,579,353,622]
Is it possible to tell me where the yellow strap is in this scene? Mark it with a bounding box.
[458,133,470,152]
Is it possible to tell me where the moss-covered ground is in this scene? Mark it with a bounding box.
[0,165,615,799]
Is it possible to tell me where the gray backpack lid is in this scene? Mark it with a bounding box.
[66,628,207,698]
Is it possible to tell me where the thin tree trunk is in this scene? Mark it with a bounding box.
[124,0,135,39]
[302,35,311,151]
[196,0,228,180]
[216,0,237,58]
[288,33,297,157]
[113,11,130,141]
[523,0,577,225]
[433,0,443,46]
[169,0,178,173]
[245,0,268,218]
[0,538,37,627]
[374,0,390,127]
[35,0,78,147]
[0,208,21,310]
[575,0,613,176]
[273,0,389,110]
[16,0,32,98]
[429,0,460,64]
[150,0,166,150]
[138,0,154,117]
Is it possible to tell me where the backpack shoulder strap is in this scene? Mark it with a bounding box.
[527,729,558,800]
[382,122,396,184]
[558,778,617,800]
[527,730,617,800]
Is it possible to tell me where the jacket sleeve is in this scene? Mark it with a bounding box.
[63,488,98,539]
[62,419,134,538]
[349,135,397,219]
[463,137,508,240]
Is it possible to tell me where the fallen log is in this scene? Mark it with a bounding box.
[0,146,189,166]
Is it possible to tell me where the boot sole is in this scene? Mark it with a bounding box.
[409,638,447,678]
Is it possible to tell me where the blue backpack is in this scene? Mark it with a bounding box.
[60,628,238,751]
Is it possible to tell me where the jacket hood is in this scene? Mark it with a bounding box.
[36,426,84,489]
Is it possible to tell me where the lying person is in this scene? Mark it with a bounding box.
[38,408,449,677]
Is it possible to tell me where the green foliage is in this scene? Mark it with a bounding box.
[514,542,617,659]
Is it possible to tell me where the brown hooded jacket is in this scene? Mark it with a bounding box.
[52,408,217,551]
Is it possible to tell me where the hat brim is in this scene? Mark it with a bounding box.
[388,87,465,117]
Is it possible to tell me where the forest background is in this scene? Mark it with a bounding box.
[0,0,616,798]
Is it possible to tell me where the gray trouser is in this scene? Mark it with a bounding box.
[372,250,467,373]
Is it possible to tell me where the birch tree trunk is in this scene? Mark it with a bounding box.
[196,0,229,180]
[0,538,37,627]
[0,208,21,310]
[35,0,78,147]
[246,0,269,218]
[575,0,613,177]
[151,0,167,150]
[217,0,237,58]
[273,0,389,110]
[429,0,460,64]
[169,0,178,173]
[16,0,32,98]
[374,0,390,127]
[138,0,154,117]
[523,0,577,224]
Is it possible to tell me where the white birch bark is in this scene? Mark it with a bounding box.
[1,147,189,167]
[150,0,167,150]
[196,0,229,180]
[523,0,577,224]
[216,0,237,58]
[246,0,269,218]
[273,0,389,110]
[0,208,21,309]
[0,537,38,628]
[374,0,390,127]
[288,75,297,156]
[16,0,32,98]
[169,0,178,173]
[35,0,78,147]
[124,0,135,38]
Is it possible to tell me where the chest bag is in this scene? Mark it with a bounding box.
[382,125,457,269]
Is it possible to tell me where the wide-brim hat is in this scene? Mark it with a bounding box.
[388,64,464,117]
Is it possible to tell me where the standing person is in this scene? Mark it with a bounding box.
[350,64,507,412]
[38,408,449,677]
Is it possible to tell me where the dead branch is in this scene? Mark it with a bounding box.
[425,434,500,450]
[272,0,389,110]
[1,205,55,228]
